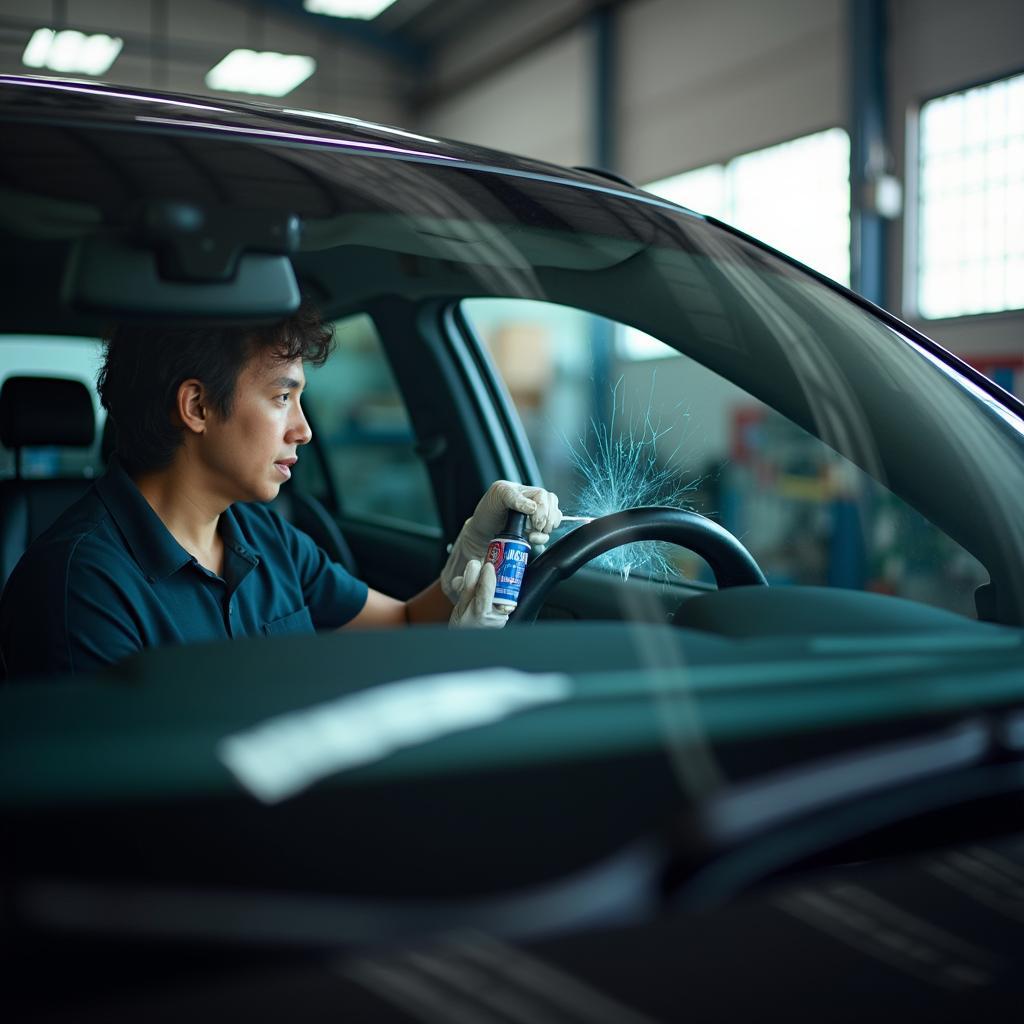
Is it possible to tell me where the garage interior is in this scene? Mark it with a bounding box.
[2,5,1024,1016]
[0,0,1020,603]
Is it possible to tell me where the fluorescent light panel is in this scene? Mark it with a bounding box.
[206,49,316,98]
[303,0,398,19]
[22,27,123,75]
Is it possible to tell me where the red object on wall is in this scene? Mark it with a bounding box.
[730,406,764,464]
[960,354,1024,398]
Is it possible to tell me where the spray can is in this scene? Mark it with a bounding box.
[486,510,531,612]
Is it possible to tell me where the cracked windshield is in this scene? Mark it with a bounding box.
[462,298,987,617]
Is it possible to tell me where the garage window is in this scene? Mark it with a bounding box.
[0,336,106,480]
[916,71,1024,319]
[644,128,851,284]
[632,128,850,361]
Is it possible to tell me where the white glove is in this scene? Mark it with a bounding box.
[441,480,561,604]
[448,560,509,629]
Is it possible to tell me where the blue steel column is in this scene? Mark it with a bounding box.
[849,0,888,305]
[838,0,888,589]
[590,4,617,428]
[593,4,616,172]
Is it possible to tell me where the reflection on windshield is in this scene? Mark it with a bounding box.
[900,329,1024,441]
[218,669,570,803]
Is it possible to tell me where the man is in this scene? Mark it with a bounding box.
[0,305,560,679]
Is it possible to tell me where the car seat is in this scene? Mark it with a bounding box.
[0,376,97,589]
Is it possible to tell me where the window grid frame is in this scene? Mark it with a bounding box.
[912,68,1024,322]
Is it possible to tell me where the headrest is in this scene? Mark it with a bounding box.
[0,376,95,448]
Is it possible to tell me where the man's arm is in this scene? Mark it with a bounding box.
[341,578,451,630]
[344,481,561,630]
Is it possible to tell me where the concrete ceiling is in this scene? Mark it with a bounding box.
[210,0,502,68]
[0,0,606,127]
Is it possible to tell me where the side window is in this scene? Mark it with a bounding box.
[0,336,106,480]
[303,314,439,529]
[461,298,988,618]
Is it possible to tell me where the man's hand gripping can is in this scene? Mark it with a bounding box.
[486,510,531,611]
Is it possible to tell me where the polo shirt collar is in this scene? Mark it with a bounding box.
[219,504,261,570]
[95,458,260,582]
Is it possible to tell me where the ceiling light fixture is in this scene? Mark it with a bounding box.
[22,27,123,76]
[205,50,316,98]
[302,0,399,20]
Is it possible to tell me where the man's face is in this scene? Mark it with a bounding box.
[198,348,311,505]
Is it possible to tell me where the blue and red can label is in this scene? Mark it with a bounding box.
[485,537,530,606]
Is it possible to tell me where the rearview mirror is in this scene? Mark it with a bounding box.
[61,201,302,319]
[63,236,301,318]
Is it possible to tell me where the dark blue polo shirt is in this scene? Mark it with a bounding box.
[0,459,368,679]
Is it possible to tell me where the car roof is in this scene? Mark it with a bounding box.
[0,74,703,336]
[0,74,655,203]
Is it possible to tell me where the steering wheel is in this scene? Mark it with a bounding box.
[510,506,767,624]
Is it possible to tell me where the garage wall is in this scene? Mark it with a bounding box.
[0,0,413,125]
[419,29,590,165]
[418,0,591,166]
[421,0,845,181]
[617,0,845,183]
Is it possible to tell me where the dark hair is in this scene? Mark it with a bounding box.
[97,302,334,476]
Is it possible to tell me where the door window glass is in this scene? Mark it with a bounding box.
[0,336,106,479]
[303,314,439,528]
